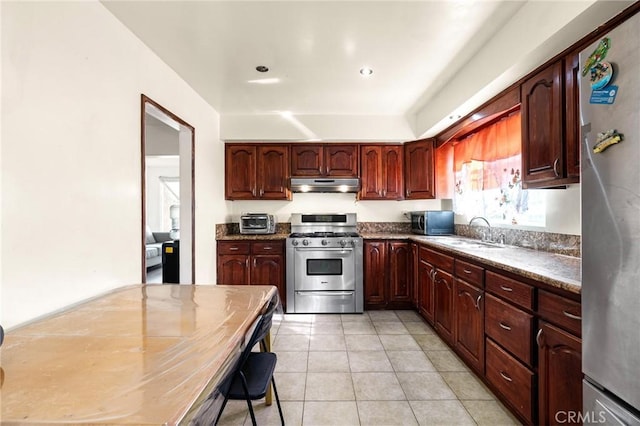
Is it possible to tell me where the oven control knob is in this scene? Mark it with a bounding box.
[302,239,309,246]
[349,240,356,246]
[291,239,299,246]
[340,239,347,247]
[321,239,328,246]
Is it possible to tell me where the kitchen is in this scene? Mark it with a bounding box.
[1,1,639,425]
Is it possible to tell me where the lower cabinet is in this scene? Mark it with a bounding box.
[453,259,485,374]
[412,243,582,426]
[216,240,286,307]
[363,240,411,309]
[537,293,582,426]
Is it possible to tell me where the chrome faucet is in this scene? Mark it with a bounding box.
[469,216,491,241]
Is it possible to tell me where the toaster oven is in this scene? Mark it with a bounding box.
[239,213,276,234]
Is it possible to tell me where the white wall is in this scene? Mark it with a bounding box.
[1,1,224,328]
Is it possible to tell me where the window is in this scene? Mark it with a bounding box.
[436,111,545,227]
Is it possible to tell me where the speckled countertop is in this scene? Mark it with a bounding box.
[216,233,289,241]
[362,232,581,295]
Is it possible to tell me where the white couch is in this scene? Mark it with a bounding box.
[145,226,172,268]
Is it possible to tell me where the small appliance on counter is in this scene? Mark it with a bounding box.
[410,210,454,235]
[239,213,276,234]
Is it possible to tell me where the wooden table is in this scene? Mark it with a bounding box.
[0,284,278,424]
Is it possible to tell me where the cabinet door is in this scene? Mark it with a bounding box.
[291,145,323,177]
[388,242,411,306]
[325,144,359,177]
[564,50,581,181]
[537,321,582,426]
[382,146,404,200]
[359,146,383,199]
[217,255,250,284]
[434,269,454,343]
[454,279,484,373]
[225,145,257,200]
[404,139,435,199]
[521,61,563,187]
[251,254,285,307]
[418,259,435,324]
[363,241,387,309]
[257,145,291,200]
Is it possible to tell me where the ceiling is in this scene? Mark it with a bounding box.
[102,1,633,139]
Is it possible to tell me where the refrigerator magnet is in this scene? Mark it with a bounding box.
[582,37,611,76]
[592,129,623,154]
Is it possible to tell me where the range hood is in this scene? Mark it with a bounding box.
[290,177,360,193]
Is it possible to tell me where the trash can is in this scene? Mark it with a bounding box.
[162,240,180,283]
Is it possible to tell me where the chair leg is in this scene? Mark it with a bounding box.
[271,377,285,426]
[214,395,230,426]
[240,374,258,426]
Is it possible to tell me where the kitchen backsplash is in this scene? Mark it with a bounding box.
[216,221,580,257]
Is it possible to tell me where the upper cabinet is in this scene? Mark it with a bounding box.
[225,144,291,200]
[359,145,404,200]
[404,138,435,199]
[521,56,580,188]
[291,144,359,177]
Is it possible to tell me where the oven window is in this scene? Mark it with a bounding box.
[306,259,343,276]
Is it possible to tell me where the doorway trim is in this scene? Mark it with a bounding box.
[141,94,195,283]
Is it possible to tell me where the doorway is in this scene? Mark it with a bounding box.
[141,95,195,284]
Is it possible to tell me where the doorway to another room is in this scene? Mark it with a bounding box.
[141,95,195,284]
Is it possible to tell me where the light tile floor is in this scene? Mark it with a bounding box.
[217,310,522,426]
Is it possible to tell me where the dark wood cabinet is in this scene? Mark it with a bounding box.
[521,57,580,189]
[291,144,358,177]
[537,321,582,426]
[434,268,455,344]
[363,240,411,309]
[225,144,291,200]
[417,254,436,325]
[363,241,387,309]
[217,240,286,306]
[359,145,404,200]
[404,138,435,199]
[453,260,485,374]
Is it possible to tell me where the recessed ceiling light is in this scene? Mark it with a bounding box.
[360,67,373,76]
[256,65,269,73]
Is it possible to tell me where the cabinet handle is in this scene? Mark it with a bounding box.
[383,189,387,197]
[263,246,272,250]
[553,158,560,177]
[260,188,265,197]
[407,189,411,197]
[253,258,257,268]
[475,294,482,310]
[500,371,513,382]
[562,310,582,321]
[252,188,257,197]
[229,247,239,251]
[499,322,512,331]
[536,328,544,347]
[499,285,513,292]
[463,268,473,275]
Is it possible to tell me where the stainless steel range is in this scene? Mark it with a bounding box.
[286,213,363,314]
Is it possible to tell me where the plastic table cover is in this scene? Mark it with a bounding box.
[0,284,278,424]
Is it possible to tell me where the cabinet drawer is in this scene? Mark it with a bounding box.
[486,338,534,424]
[217,241,251,255]
[252,241,284,255]
[486,294,533,365]
[486,271,534,310]
[538,290,581,336]
[420,246,454,272]
[455,259,484,288]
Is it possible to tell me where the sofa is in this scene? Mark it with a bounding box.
[145,226,172,268]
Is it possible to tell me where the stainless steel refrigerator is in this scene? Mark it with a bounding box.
[580,10,640,425]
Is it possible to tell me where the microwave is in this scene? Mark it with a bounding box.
[410,210,454,235]
[239,213,276,234]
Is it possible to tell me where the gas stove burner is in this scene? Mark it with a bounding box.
[289,232,360,238]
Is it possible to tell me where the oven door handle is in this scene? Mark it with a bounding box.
[296,291,353,297]
[293,248,354,252]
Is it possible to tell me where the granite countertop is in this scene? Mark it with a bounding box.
[217,233,289,241]
[361,232,581,295]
